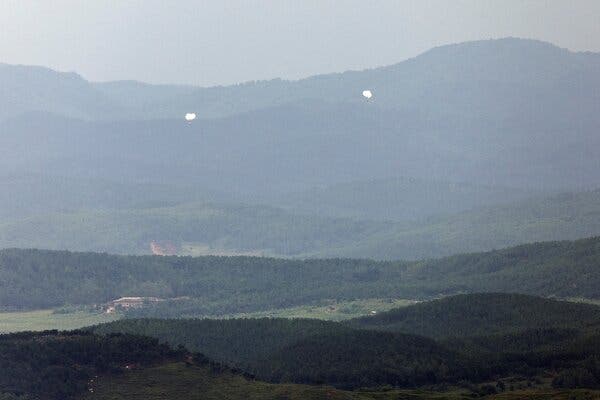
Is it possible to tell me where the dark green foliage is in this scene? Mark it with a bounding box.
[349,293,600,338]
[93,294,600,390]
[4,237,600,315]
[92,318,349,368]
[93,319,472,389]
[4,188,600,262]
[252,330,465,389]
[319,189,600,260]
[553,358,600,389]
[0,249,410,311]
[0,331,180,400]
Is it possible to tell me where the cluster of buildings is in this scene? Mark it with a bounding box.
[103,296,163,314]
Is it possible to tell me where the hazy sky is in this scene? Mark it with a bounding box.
[1,0,599,86]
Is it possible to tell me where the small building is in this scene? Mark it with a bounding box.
[104,296,162,313]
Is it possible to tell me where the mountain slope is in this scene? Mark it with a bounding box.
[0,201,390,256]
[92,295,600,391]
[3,236,600,314]
[1,186,599,260]
[348,293,600,338]
[2,38,600,194]
[317,189,600,260]
[0,64,125,121]
[93,318,350,368]
[276,177,538,222]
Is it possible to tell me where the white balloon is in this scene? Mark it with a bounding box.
[362,90,373,99]
[185,113,197,121]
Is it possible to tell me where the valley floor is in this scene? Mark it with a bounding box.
[0,309,118,333]
[0,298,413,333]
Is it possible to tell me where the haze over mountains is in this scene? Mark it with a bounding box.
[2,37,600,258]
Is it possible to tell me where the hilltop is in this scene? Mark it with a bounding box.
[349,293,600,338]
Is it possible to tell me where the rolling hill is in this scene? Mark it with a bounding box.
[0,187,599,260]
[2,38,600,262]
[349,293,600,338]
[2,38,600,196]
[274,177,537,222]
[317,189,600,260]
[92,294,600,391]
[0,201,390,256]
[3,237,600,315]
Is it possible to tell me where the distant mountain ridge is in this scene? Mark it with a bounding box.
[2,38,600,261]
[3,38,599,121]
[2,38,600,194]
[1,186,599,260]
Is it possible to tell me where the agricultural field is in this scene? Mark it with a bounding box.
[224,298,416,321]
[0,309,120,333]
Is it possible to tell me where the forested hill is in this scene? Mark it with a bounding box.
[348,293,600,338]
[3,38,600,195]
[2,236,600,313]
[93,294,600,391]
[316,188,600,260]
[2,187,600,260]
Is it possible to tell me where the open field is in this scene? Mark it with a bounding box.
[224,298,416,321]
[0,309,120,333]
[0,299,411,334]
[83,362,472,400]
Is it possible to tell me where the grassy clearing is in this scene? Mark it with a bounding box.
[0,309,120,333]
[223,298,416,321]
[0,299,411,334]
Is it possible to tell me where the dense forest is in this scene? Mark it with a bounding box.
[318,189,600,260]
[2,237,600,314]
[93,293,600,390]
[0,331,187,400]
[94,318,349,368]
[3,187,600,261]
[0,201,389,256]
[349,293,600,337]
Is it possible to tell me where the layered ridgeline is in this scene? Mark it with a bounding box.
[2,38,600,261]
[348,293,600,338]
[2,236,600,314]
[1,331,389,400]
[0,201,390,256]
[6,327,600,400]
[2,38,600,197]
[1,186,600,260]
[92,294,600,391]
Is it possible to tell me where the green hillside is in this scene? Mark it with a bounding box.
[92,294,600,391]
[94,319,468,390]
[276,177,536,222]
[1,188,600,261]
[348,293,600,338]
[93,318,350,368]
[0,331,179,400]
[0,202,389,256]
[0,173,220,220]
[318,189,600,260]
[3,237,600,315]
